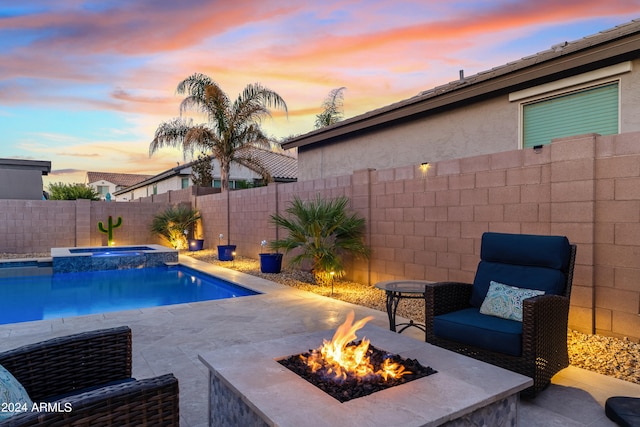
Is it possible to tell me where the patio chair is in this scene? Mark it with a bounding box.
[425,232,576,397]
[0,326,179,426]
[606,396,640,427]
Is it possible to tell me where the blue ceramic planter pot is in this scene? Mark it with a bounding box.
[188,239,204,251]
[217,245,236,261]
[259,253,283,273]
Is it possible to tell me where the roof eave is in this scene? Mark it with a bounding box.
[113,165,189,195]
[282,31,640,150]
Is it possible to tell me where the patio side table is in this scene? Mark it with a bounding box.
[374,280,432,341]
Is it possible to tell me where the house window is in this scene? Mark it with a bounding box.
[522,82,619,148]
[213,180,236,189]
[181,178,189,189]
[153,185,158,195]
[97,185,109,196]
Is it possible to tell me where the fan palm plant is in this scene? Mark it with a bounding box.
[150,205,201,250]
[314,86,346,129]
[149,73,288,192]
[269,195,370,285]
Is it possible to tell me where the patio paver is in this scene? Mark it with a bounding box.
[0,256,638,426]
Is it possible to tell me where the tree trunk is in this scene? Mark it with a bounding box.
[220,160,230,192]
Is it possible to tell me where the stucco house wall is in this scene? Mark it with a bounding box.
[297,95,517,180]
[0,159,51,200]
[296,59,640,181]
[116,160,267,201]
[116,174,189,201]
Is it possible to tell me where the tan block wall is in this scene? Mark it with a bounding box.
[0,199,170,253]
[1,132,639,340]
[183,133,639,339]
[593,133,640,339]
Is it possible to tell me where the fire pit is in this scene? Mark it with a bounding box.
[278,311,436,402]
[199,312,532,427]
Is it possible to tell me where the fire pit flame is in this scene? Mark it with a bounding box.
[301,311,411,383]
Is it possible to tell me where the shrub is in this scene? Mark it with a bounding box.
[270,195,370,285]
[48,182,100,200]
[150,205,201,250]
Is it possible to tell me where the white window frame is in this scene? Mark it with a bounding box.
[511,62,631,148]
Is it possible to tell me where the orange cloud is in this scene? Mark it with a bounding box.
[5,0,640,186]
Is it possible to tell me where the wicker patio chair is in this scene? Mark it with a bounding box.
[0,326,179,426]
[425,232,576,397]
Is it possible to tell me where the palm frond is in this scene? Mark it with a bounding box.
[234,150,272,184]
[270,195,370,282]
[184,125,220,153]
[149,118,193,156]
[176,73,217,98]
[315,87,346,129]
[150,74,288,191]
[234,83,288,122]
[150,205,201,249]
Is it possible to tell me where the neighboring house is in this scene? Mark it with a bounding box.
[283,20,640,181]
[86,172,153,200]
[0,158,51,200]
[114,148,297,201]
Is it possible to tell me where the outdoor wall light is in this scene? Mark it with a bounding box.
[533,145,544,153]
[419,162,431,173]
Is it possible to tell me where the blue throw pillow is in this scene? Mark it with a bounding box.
[470,261,566,307]
[479,281,545,322]
[0,364,33,420]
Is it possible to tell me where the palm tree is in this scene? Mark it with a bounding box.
[269,195,370,285]
[314,87,346,129]
[149,73,288,192]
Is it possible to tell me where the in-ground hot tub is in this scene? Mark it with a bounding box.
[51,244,178,273]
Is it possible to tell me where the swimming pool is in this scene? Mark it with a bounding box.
[0,265,260,325]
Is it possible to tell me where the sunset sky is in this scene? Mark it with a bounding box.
[2,1,639,187]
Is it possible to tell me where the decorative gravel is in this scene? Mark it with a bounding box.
[2,250,638,386]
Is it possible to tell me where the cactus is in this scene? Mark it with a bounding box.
[98,215,123,246]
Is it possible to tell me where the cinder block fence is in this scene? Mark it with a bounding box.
[1,132,638,341]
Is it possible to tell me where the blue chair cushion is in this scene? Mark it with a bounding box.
[433,307,523,356]
[480,232,571,270]
[605,396,640,427]
[469,233,571,307]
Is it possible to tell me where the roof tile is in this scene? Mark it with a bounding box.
[87,172,153,187]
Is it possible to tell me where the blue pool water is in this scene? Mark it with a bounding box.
[0,266,260,325]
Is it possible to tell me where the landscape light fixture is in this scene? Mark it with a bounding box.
[330,271,335,296]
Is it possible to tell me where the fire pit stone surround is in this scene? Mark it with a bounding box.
[199,323,532,427]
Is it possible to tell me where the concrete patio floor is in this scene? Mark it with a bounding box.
[0,256,638,427]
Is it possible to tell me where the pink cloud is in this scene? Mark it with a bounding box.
[4,0,640,186]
